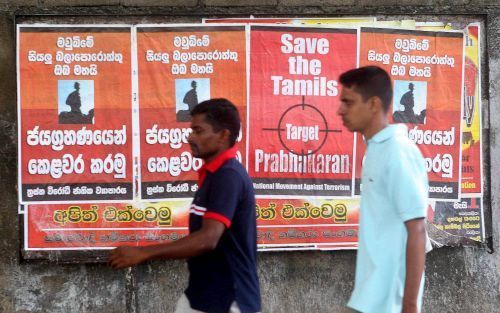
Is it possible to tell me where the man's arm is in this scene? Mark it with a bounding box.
[108,219,225,269]
[403,217,427,313]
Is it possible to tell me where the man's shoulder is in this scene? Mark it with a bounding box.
[387,130,418,150]
[214,159,249,180]
[382,133,423,164]
[219,158,245,170]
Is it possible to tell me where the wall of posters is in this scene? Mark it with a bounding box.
[19,21,480,251]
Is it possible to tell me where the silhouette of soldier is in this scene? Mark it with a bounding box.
[177,80,199,122]
[66,82,82,114]
[59,82,94,124]
[393,83,426,124]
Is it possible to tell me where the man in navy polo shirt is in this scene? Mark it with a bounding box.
[109,98,261,313]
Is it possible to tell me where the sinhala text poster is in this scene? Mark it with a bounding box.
[354,27,464,200]
[18,25,134,203]
[137,25,247,200]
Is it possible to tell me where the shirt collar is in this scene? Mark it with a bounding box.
[201,146,238,174]
[368,124,408,144]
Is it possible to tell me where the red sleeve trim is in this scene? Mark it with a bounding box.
[204,212,231,228]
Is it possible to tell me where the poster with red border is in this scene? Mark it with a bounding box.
[137,25,247,200]
[354,27,464,200]
[248,25,358,198]
[17,25,134,203]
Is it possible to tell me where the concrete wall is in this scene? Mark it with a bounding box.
[1,1,499,312]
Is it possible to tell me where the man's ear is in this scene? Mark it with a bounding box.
[369,96,384,113]
[219,128,231,144]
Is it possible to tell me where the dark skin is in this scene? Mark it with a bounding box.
[109,113,231,269]
[338,85,427,313]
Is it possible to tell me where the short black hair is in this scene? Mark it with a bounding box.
[190,98,241,147]
[339,66,393,112]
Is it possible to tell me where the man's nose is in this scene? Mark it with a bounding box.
[336,104,345,116]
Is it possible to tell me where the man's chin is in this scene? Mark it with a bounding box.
[342,122,354,132]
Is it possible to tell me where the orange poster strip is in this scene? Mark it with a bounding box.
[18,26,134,203]
[25,197,359,250]
[26,201,190,249]
[256,198,359,248]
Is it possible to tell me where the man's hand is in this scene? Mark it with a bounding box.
[108,219,226,269]
[109,246,150,269]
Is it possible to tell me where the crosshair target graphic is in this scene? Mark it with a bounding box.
[263,96,341,156]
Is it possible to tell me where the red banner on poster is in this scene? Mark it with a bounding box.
[18,26,134,203]
[248,26,358,197]
[355,28,464,200]
[137,25,247,200]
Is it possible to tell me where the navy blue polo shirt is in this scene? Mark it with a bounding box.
[186,146,261,313]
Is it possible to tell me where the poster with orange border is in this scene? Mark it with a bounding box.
[136,25,247,200]
[248,25,358,198]
[354,27,464,200]
[17,25,134,203]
